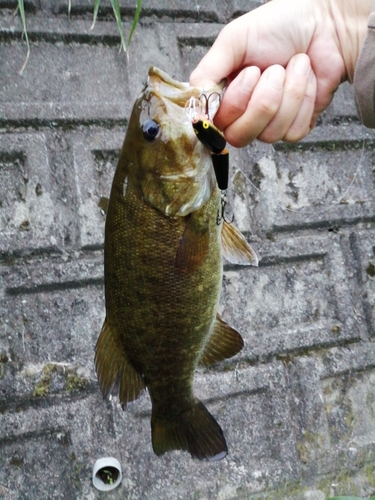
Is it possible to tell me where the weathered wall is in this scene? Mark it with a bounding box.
[1,1,375,499]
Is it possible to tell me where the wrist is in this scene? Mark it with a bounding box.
[323,0,373,80]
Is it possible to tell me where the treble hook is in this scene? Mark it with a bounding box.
[217,191,234,225]
[199,91,222,121]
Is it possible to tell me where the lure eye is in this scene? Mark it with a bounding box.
[192,119,226,154]
[142,119,160,141]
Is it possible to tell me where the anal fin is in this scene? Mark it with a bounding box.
[198,313,244,367]
[221,220,258,266]
[95,318,145,407]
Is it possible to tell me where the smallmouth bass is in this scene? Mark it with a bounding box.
[95,67,258,461]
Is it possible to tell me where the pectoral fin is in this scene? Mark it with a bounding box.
[221,220,258,266]
[198,313,244,367]
[95,318,145,407]
[175,213,209,273]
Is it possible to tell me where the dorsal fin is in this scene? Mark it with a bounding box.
[221,220,258,266]
[198,313,244,367]
[95,318,145,408]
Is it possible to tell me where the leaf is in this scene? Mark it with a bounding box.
[110,0,127,52]
[17,0,30,74]
[127,0,142,49]
[90,0,101,31]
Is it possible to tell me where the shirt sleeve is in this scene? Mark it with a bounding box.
[353,0,375,127]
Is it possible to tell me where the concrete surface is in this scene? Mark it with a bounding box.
[1,1,375,499]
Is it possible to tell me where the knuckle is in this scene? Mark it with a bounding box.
[283,124,309,143]
[257,128,281,144]
[256,95,280,117]
[225,127,252,148]
[226,99,247,116]
[286,80,307,101]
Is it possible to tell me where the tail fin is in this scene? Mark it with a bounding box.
[151,400,227,461]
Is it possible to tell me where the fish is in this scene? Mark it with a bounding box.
[95,67,258,462]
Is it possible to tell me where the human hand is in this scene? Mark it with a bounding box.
[190,0,372,147]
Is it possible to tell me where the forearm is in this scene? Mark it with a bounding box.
[352,0,375,126]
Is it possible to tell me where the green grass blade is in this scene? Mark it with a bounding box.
[17,0,30,74]
[127,0,142,49]
[90,0,100,30]
[110,0,126,52]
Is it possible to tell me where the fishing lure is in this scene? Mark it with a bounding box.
[188,92,229,192]
[191,118,229,192]
[191,118,226,155]
[188,92,231,223]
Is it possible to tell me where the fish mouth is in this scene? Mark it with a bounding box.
[148,67,191,92]
[147,66,226,113]
[147,67,198,108]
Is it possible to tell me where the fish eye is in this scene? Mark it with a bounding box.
[142,119,160,141]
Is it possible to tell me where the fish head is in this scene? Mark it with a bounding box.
[125,67,225,217]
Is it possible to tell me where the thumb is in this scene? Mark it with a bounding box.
[189,19,247,88]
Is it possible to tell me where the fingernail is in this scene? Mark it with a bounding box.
[265,65,284,90]
[292,55,310,75]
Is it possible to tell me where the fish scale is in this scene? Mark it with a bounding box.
[108,183,222,372]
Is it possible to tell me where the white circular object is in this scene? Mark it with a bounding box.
[92,457,122,492]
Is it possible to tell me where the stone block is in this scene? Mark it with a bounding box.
[228,0,271,18]
[221,233,359,360]
[286,342,375,497]
[70,129,124,248]
[176,23,224,80]
[0,393,116,499]
[0,253,104,411]
[349,229,375,337]
[0,23,130,123]
[232,123,375,235]
[0,133,63,255]
[47,0,222,22]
